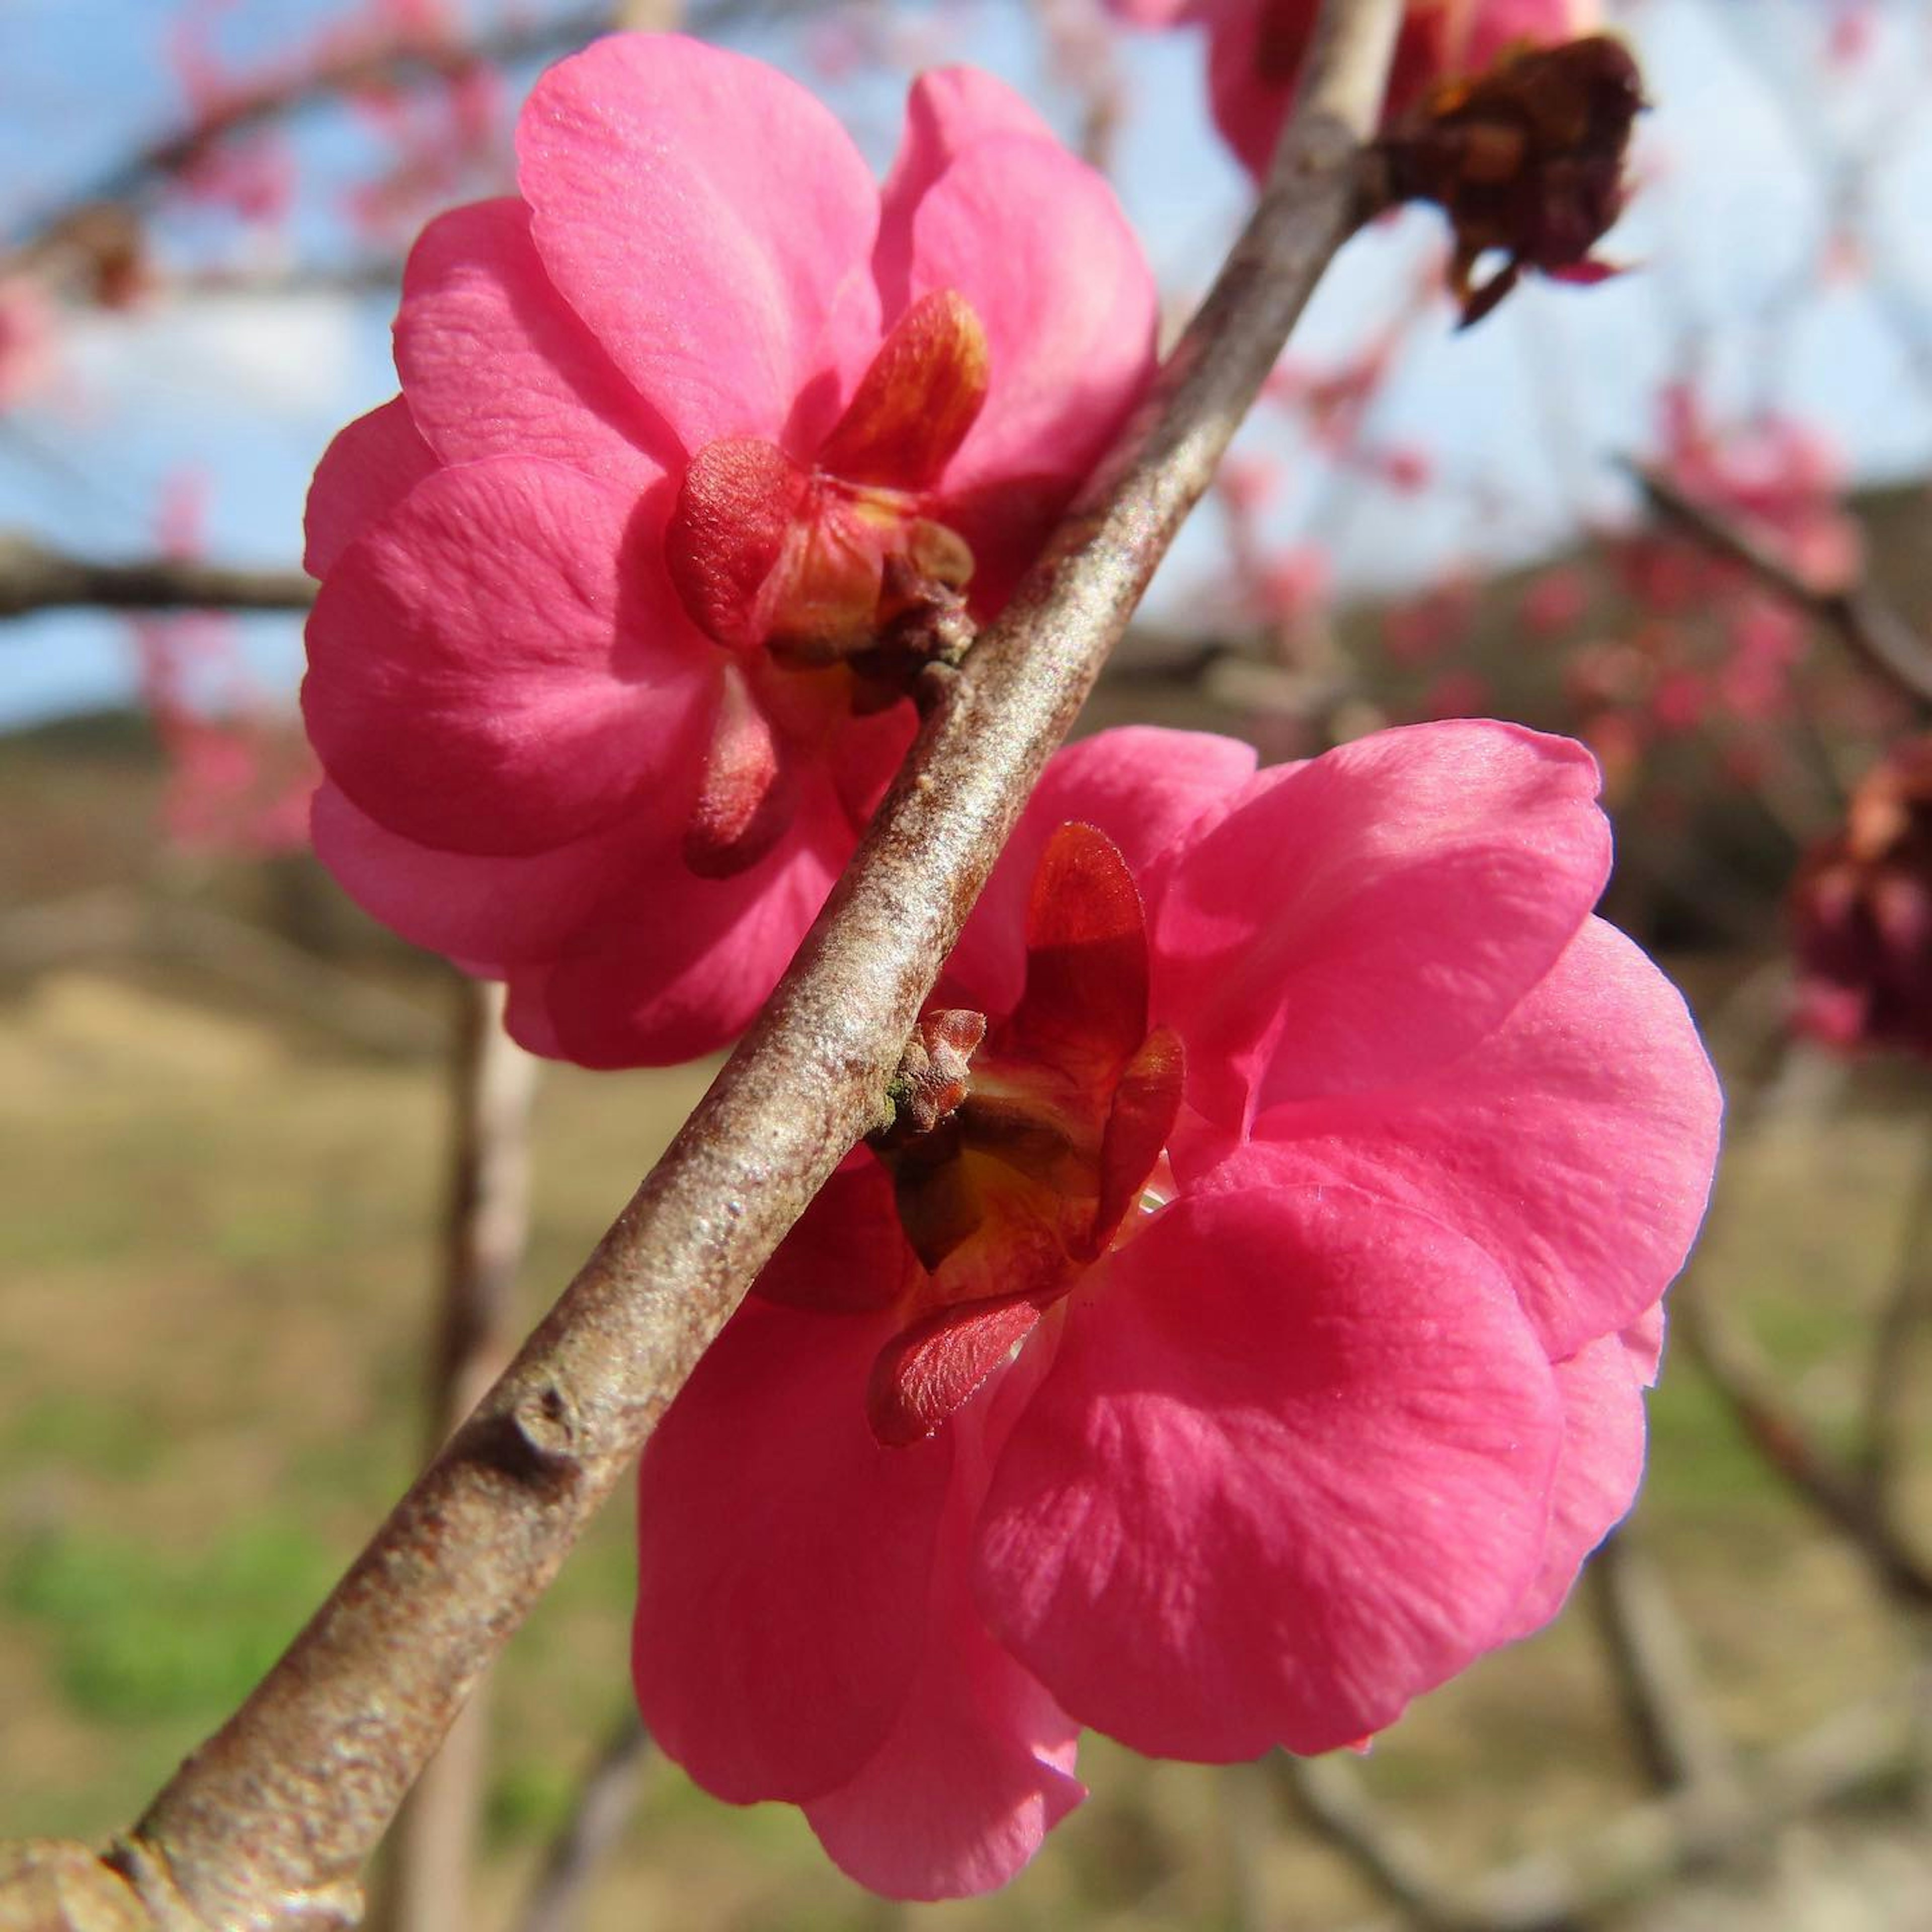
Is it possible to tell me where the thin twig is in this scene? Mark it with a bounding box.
[1631,463,1932,713]
[0,534,313,619]
[0,888,439,1059]
[512,1714,653,1932]
[8,9,598,255]
[1860,1126,1932,1518]
[1336,1686,1924,1932]
[1272,1753,1470,1931]
[1672,1274,1932,1612]
[1585,1531,1737,1798]
[369,979,538,1932]
[6,0,814,259]
[12,7,1409,1927]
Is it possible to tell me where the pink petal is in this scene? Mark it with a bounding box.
[975,1175,1563,1759]
[633,1297,953,1804]
[1009,822,1151,1077]
[755,1154,920,1316]
[1495,1332,1647,1642]
[806,1448,1083,1900]
[309,780,652,968]
[1622,1305,1666,1386]
[1247,918,1720,1360]
[529,806,843,1066]
[909,134,1156,501]
[517,35,880,454]
[303,396,436,578]
[942,728,1256,1016]
[394,196,677,487]
[302,458,711,858]
[869,1293,1051,1447]
[1152,721,1612,1132]
[1090,1026,1186,1254]
[816,288,990,492]
[874,67,1060,316]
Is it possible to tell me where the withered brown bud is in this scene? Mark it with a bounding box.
[847,556,977,710]
[1792,736,1932,1058]
[875,1008,987,1144]
[1372,35,1644,329]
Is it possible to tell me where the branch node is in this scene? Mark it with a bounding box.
[501,1382,583,1473]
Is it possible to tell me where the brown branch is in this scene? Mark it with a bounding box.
[5,0,812,260]
[0,7,1411,1928]
[1272,1753,1470,1931]
[511,1714,652,1932]
[368,979,538,1932]
[1585,1530,1737,1798]
[1673,1274,1932,1612]
[1859,1130,1932,1517]
[1336,1686,1924,1932]
[0,889,438,1060]
[0,534,313,619]
[9,9,602,257]
[1631,463,1932,714]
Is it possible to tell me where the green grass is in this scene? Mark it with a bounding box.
[4,1518,340,1722]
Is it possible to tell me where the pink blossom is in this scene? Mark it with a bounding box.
[633,720,1719,1897]
[1652,384,1862,594]
[1519,563,1589,637]
[1421,666,1491,716]
[133,472,317,856]
[0,278,53,410]
[302,36,1157,1066]
[1109,0,1597,181]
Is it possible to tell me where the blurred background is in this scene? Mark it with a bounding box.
[5,0,1932,1927]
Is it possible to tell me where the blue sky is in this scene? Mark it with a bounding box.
[2,0,1930,727]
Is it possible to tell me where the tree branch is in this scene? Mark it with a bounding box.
[1336,1687,1924,1932]
[0,534,313,618]
[1631,463,1932,714]
[0,6,1410,1927]
[1673,1273,1932,1612]
[367,979,538,1932]
[1272,1753,1469,1931]
[5,0,811,259]
[1585,1530,1737,1798]
[511,1714,652,1932]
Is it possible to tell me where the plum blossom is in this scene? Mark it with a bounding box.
[1792,736,1932,1057]
[633,720,1720,1898]
[1110,0,1597,182]
[301,34,1156,1065]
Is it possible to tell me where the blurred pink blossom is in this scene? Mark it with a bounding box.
[1109,0,1598,180]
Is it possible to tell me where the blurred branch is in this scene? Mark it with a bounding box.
[512,1714,653,1932]
[0,534,312,619]
[1673,1273,1932,1612]
[371,979,538,1932]
[1273,1753,1469,1931]
[1586,1531,1738,1798]
[1631,464,1932,713]
[0,7,1410,1927]
[1860,1133,1932,1517]
[1338,1685,1923,1932]
[0,887,438,1059]
[10,10,601,256]
[6,0,809,259]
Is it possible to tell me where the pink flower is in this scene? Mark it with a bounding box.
[633,720,1720,1898]
[1110,0,1597,181]
[301,35,1156,1066]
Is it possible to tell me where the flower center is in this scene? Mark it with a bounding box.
[863,823,1185,1444]
[660,290,990,876]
